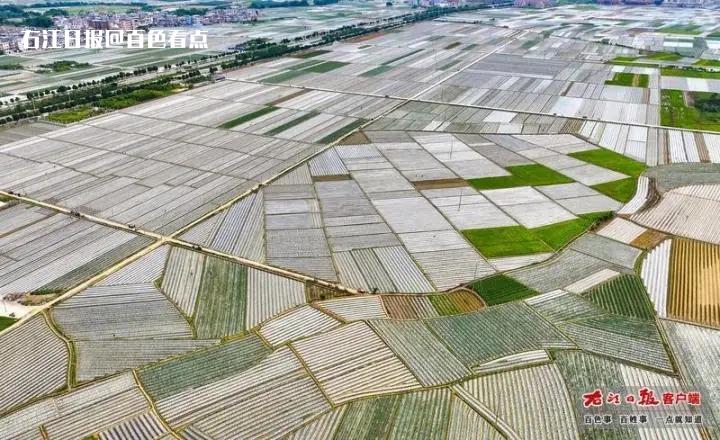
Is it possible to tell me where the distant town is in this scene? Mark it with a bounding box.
[52,5,261,30]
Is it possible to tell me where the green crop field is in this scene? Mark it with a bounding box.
[643,51,682,62]
[584,275,656,320]
[533,212,610,249]
[611,56,638,62]
[658,24,701,35]
[463,226,553,258]
[0,55,30,68]
[661,89,720,132]
[469,274,538,306]
[139,334,270,400]
[662,67,720,79]
[592,178,639,203]
[317,118,367,144]
[604,72,649,88]
[521,39,540,49]
[0,315,16,332]
[439,59,461,70]
[606,57,660,68]
[694,59,720,68]
[264,60,348,83]
[468,164,573,190]
[47,106,97,124]
[302,60,348,73]
[193,256,248,339]
[361,65,394,77]
[569,149,646,177]
[463,212,612,258]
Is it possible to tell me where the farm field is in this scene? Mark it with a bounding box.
[668,238,720,327]
[604,72,649,88]
[661,89,720,132]
[1,4,720,438]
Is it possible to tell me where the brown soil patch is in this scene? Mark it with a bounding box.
[447,289,485,313]
[382,295,438,319]
[21,293,59,305]
[631,229,668,249]
[669,238,720,328]
[267,89,309,106]
[338,130,370,145]
[312,174,352,182]
[383,296,418,319]
[306,282,352,302]
[694,132,710,162]
[345,31,385,43]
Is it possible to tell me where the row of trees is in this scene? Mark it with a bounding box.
[0,74,181,125]
[6,51,232,110]
[0,5,55,27]
[250,0,309,8]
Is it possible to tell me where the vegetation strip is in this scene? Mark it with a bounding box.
[300,60,348,73]
[2,74,181,125]
[382,48,423,66]
[264,111,319,136]
[361,65,394,77]
[694,59,720,68]
[643,51,683,61]
[218,106,278,129]
[658,24,701,35]
[439,59,462,70]
[661,67,720,79]
[262,61,348,84]
[317,118,368,145]
[606,59,659,68]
